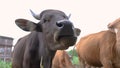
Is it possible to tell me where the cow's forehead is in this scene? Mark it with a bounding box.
[40,10,66,18]
[41,9,65,14]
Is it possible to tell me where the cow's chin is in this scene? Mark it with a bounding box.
[57,36,77,50]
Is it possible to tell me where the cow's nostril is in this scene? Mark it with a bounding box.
[56,22,64,27]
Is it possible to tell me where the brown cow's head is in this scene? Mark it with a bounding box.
[15,9,81,50]
[108,18,120,33]
[108,18,120,43]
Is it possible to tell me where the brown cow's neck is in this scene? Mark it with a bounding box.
[116,30,120,57]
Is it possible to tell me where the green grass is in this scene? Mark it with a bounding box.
[0,49,79,68]
[0,60,11,68]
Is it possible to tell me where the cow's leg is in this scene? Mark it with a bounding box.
[90,66,98,68]
[80,60,86,68]
[85,65,91,68]
[77,54,85,68]
[101,59,113,68]
[85,63,91,68]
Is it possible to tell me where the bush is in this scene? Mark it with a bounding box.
[67,49,80,65]
[71,56,79,65]
[0,60,11,68]
[67,49,78,57]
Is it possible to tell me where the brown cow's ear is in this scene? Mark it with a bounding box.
[15,19,42,32]
[107,23,116,33]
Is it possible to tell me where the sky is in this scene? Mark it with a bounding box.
[0,0,120,46]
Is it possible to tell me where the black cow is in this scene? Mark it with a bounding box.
[12,9,80,68]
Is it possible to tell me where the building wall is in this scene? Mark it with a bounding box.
[0,36,13,62]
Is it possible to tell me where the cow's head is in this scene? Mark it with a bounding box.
[15,9,81,50]
[108,18,120,33]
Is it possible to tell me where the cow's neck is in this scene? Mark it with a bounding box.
[38,32,56,56]
[37,32,56,68]
[115,30,120,57]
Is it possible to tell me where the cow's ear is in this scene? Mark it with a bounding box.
[15,19,42,32]
[74,28,81,36]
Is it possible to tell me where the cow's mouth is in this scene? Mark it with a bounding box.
[57,35,77,49]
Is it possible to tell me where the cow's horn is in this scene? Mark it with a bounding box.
[68,14,71,19]
[30,9,40,20]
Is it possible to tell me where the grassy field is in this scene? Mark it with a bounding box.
[0,60,11,68]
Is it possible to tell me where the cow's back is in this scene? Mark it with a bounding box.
[76,32,103,66]
[76,30,116,66]
[12,36,28,68]
[52,50,74,68]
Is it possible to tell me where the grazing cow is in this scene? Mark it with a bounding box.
[76,18,120,68]
[12,9,80,68]
[52,50,75,68]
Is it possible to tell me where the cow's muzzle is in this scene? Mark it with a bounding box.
[56,20,74,40]
[55,20,77,49]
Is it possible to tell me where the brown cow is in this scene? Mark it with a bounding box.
[12,9,80,68]
[76,18,120,68]
[52,50,75,68]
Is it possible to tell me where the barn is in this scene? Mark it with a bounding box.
[0,36,13,62]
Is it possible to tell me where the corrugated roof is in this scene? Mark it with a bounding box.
[0,36,13,40]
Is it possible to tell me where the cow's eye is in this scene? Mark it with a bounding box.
[43,15,52,23]
[43,19,47,23]
[43,19,50,23]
